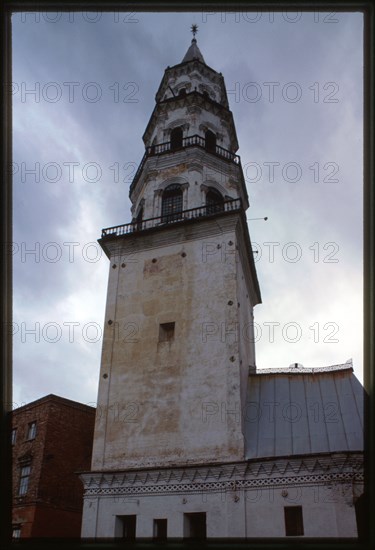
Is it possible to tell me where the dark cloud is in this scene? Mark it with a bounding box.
[12,12,363,406]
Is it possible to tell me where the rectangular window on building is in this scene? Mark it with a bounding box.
[183,512,206,540]
[153,519,167,541]
[12,526,21,539]
[11,428,17,445]
[27,421,37,440]
[19,464,31,496]
[159,322,175,342]
[121,515,136,541]
[284,506,304,536]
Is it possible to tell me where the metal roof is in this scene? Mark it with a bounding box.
[245,363,364,460]
[181,38,205,64]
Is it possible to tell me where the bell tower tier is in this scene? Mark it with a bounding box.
[129,37,248,225]
[91,34,261,471]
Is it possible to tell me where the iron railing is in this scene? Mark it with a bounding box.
[101,198,242,238]
[130,134,240,192]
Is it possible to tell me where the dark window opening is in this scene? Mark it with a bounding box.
[159,322,175,342]
[205,130,216,153]
[161,184,183,222]
[206,187,224,215]
[135,207,143,230]
[153,519,167,541]
[27,421,36,440]
[121,515,136,541]
[284,506,304,536]
[170,127,183,151]
[178,88,186,97]
[355,493,368,540]
[150,137,157,155]
[184,512,206,540]
[11,428,17,445]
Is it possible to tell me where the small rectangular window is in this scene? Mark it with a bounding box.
[19,465,31,496]
[27,421,37,440]
[11,428,17,445]
[153,519,167,541]
[184,512,206,540]
[284,506,304,536]
[159,322,175,342]
[12,526,21,539]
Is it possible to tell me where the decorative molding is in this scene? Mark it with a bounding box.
[81,454,364,499]
[186,106,202,116]
[254,362,353,375]
[166,120,189,132]
[156,176,189,192]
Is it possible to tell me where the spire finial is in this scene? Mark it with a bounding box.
[191,24,198,39]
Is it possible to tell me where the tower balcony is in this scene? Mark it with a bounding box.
[130,134,241,193]
[101,198,242,238]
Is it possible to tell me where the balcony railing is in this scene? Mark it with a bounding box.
[101,198,242,238]
[130,134,240,192]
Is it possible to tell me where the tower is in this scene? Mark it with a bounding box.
[91,32,261,474]
[81,31,260,537]
[80,31,363,541]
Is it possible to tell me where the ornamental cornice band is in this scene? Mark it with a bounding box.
[83,471,364,498]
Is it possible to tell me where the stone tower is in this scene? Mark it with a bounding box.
[82,32,262,538]
[91,34,261,473]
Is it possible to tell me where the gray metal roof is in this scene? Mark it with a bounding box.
[245,363,364,460]
[182,38,205,64]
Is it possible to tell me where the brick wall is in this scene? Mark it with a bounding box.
[12,395,95,538]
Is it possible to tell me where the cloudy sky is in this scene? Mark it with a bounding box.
[12,10,363,408]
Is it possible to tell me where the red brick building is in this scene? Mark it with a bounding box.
[12,394,95,538]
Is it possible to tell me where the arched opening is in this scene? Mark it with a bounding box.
[135,207,143,230]
[206,187,224,215]
[150,137,157,155]
[205,130,216,154]
[170,127,183,151]
[178,88,186,97]
[161,184,183,222]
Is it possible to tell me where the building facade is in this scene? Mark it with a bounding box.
[12,394,95,538]
[80,35,364,540]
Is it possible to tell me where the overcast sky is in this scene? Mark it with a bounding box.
[12,10,363,408]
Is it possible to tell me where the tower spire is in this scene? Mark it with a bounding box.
[182,25,205,63]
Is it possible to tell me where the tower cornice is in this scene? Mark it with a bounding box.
[155,59,228,107]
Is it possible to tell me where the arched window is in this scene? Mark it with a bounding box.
[135,207,143,230]
[205,130,216,154]
[170,127,183,151]
[206,187,224,215]
[161,184,183,222]
[178,88,186,97]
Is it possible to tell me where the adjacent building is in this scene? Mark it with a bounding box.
[80,32,365,540]
[12,394,95,538]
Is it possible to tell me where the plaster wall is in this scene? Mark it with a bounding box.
[92,219,253,471]
[82,483,358,539]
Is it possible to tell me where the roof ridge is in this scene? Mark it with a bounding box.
[252,360,353,375]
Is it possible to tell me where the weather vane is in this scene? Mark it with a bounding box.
[191,24,198,38]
